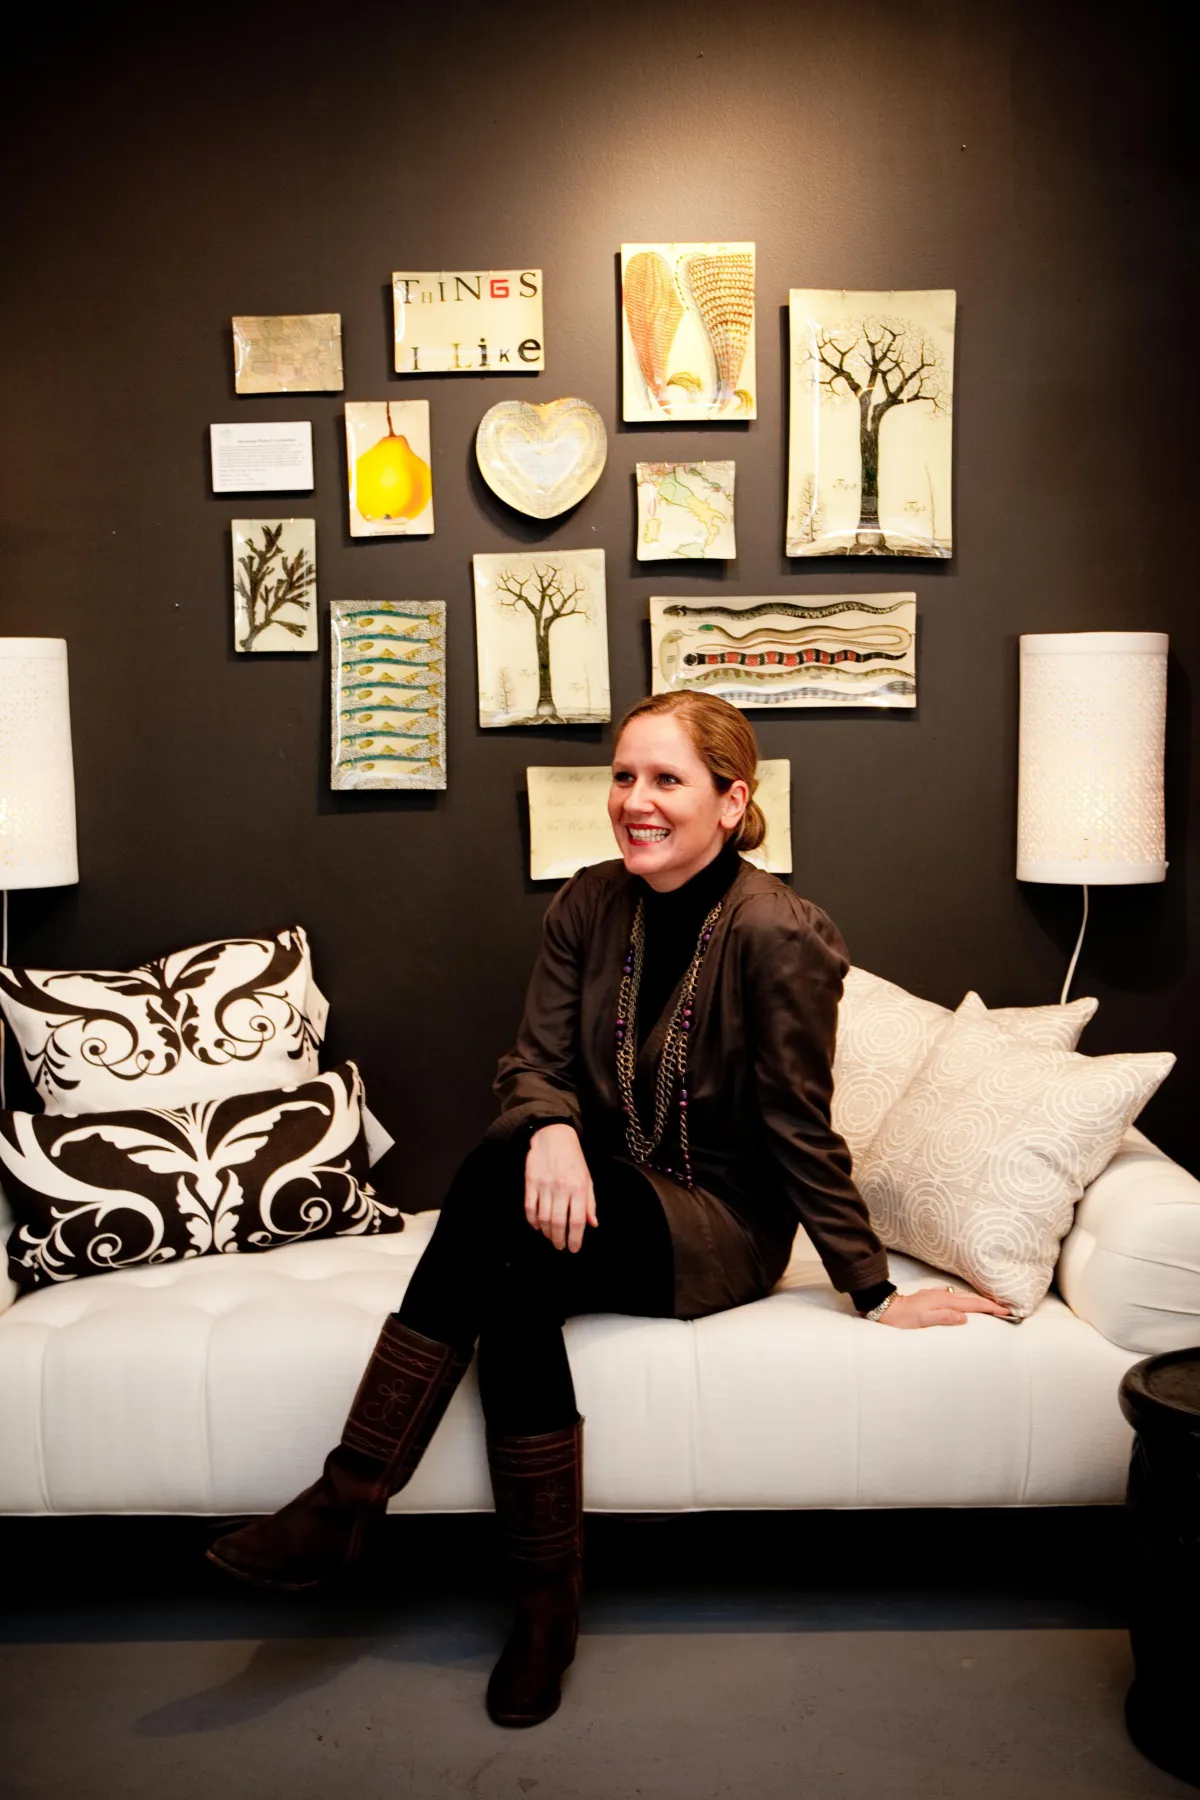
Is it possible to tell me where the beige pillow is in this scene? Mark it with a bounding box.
[855,993,1175,1321]
[832,967,1098,1166]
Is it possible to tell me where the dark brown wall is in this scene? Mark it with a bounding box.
[1,0,1194,1191]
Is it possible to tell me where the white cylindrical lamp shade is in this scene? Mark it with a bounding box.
[1017,631,1166,885]
[0,638,79,889]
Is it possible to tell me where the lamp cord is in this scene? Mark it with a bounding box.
[1060,884,1089,1006]
[1,889,6,1109]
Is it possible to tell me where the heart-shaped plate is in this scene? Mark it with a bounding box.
[476,397,607,518]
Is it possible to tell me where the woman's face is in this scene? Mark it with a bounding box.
[608,714,749,893]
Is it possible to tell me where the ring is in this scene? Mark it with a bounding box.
[945,1285,955,1292]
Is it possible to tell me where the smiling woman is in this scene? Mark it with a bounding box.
[608,690,766,890]
[206,689,1010,1731]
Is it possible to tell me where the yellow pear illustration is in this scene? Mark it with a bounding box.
[355,403,432,521]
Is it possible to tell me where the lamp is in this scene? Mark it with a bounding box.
[1016,631,1167,1002]
[0,638,80,1104]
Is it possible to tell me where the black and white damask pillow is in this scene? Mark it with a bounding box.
[0,925,327,1114]
[0,1061,400,1297]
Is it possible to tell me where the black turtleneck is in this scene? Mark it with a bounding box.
[536,837,896,1318]
[633,836,743,1051]
[629,837,895,1318]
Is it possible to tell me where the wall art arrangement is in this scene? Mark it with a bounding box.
[232,520,317,652]
[330,601,446,791]
[232,314,344,394]
[636,460,736,560]
[473,550,610,728]
[526,759,791,880]
[211,250,958,840]
[210,421,314,493]
[393,270,544,373]
[650,593,917,709]
[345,401,434,537]
[621,243,756,421]
[476,398,607,519]
[786,289,955,558]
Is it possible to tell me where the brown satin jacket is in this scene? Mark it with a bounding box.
[488,856,888,1310]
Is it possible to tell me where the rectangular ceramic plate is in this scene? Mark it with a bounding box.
[649,593,917,708]
[786,289,955,558]
[330,601,446,790]
[393,270,544,373]
[345,401,434,537]
[232,314,344,393]
[232,519,317,652]
[635,460,736,559]
[621,243,756,422]
[473,549,609,727]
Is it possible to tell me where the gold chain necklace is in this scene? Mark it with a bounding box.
[614,897,723,1186]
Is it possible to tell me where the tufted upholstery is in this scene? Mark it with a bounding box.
[0,1191,1154,1517]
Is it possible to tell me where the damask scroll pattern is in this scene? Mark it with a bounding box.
[0,1062,397,1294]
[0,927,323,1112]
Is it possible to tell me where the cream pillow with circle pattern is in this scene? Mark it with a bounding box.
[832,966,1098,1167]
[854,992,1174,1321]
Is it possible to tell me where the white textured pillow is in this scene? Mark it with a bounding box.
[0,926,328,1115]
[855,993,1175,1321]
[832,966,1098,1165]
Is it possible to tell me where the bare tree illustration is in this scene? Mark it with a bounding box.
[792,472,825,546]
[807,318,949,553]
[236,526,316,651]
[492,563,592,721]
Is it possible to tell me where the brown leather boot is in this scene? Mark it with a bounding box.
[206,1316,473,1592]
[485,1416,583,1728]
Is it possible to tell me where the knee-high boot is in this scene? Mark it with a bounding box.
[485,1416,584,1728]
[207,1316,473,1592]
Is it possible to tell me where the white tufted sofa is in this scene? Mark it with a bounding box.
[2,1124,1198,1518]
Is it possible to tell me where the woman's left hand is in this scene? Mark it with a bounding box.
[877,1287,1012,1328]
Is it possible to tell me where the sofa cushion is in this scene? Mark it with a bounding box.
[832,966,1098,1165]
[1055,1126,1200,1354]
[0,925,327,1114]
[855,993,1175,1321]
[0,1209,1146,1516]
[0,1061,399,1297]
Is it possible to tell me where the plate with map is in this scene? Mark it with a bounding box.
[232,314,344,394]
[636,461,735,559]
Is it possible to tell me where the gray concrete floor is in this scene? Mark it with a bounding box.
[0,1511,1193,1800]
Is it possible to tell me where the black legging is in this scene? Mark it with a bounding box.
[397,1137,676,1436]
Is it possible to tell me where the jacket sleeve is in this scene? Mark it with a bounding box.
[485,871,590,1143]
[740,892,890,1294]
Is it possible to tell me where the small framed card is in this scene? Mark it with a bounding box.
[210,422,314,493]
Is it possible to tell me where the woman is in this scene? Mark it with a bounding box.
[208,691,1010,1727]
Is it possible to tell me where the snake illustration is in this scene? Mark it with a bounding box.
[689,622,911,651]
[661,600,907,620]
[672,664,915,690]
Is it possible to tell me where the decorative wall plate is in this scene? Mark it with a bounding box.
[476,398,606,519]
[649,592,917,709]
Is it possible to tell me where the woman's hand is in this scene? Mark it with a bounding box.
[876,1286,1012,1328]
[525,1123,599,1253]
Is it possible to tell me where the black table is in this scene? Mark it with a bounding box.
[1118,1346,1200,1789]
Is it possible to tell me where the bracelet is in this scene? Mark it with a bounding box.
[863,1290,899,1323]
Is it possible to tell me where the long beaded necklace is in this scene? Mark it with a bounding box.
[615,897,723,1187]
